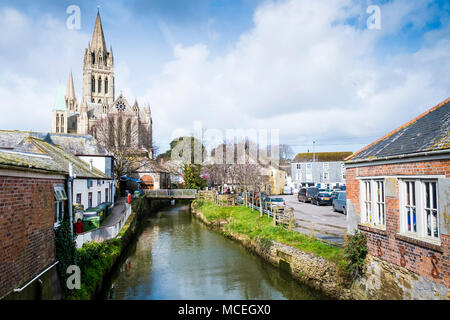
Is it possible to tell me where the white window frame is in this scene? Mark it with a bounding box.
[54,200,65,229]
[399,178,440,242]
[360,179,385,228]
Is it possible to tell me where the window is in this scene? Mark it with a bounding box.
[323,172,329,180]
[306,163,312,169]
[362,180,372,224]
[87,179,93,188]
[92,76,95,93]
[61,115,64,133]
[76,193,82,204]
[375,180,385,226]
[361,179,386,228]
[105,188,109,202]
[404,180,417,233]
[53,184,67,228]
[88,192,93,208]
[105,77,108,94]
[296,164,301,169]
[97,191,102,205]
[424,181,438,238]
[98,77,102,93]
[400,179,439,241]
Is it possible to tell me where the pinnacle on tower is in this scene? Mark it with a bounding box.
[65,70,76,100]
[91,11,107,52]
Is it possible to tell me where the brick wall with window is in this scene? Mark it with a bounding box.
[0,175,63,298]
[346,159,449,288]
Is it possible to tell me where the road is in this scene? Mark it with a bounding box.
[283,195,347,246]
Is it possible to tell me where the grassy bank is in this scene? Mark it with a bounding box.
[192,200,346,268]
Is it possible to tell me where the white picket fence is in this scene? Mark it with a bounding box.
[75,203,132,248]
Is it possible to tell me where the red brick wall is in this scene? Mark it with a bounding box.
[346,159,449,288]
[0,175,63,298]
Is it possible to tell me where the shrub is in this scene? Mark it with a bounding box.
[344,230,368,278]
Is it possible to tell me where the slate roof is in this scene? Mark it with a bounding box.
[0,130,112,156]
[0,149,65,175]
[293,152,353,162]
[346,98,450,162]
[0,135,110,179]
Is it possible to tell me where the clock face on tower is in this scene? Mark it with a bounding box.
[116,101,126,112]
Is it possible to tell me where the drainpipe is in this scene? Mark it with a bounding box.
[68,163,74,240]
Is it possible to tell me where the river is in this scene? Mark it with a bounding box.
[101,204,330,300]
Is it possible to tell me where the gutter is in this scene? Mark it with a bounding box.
[13,261,59,293]
[345,149,450,166]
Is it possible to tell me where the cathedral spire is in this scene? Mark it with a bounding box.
[66,70,76,100]
[91,11,107,52]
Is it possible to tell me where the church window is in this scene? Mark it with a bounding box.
[56,115,59,133]
[126,119,131,146]
[103,105,107,113]
[91,76,95,93]
[98,77,102,93]
[105,77,108,94]
[61,115,64,133]
[91,52,95,64]
[108,117,115,147]
[117,116,123,147]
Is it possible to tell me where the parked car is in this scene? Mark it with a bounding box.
[332,191,346,214]
[263,197,286,212]
[312,192,333,206]
[297,187,319,203]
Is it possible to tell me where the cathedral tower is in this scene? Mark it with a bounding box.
[82,12,114,106]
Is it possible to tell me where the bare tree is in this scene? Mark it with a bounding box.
[91,113,152,194]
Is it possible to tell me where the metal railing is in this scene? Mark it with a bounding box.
[145,189,197,198]
[75,203,132,248]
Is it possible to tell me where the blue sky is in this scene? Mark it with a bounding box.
[0,0,449,155]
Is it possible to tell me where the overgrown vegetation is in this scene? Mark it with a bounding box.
[343,230,368,278]
[68,239,122,300]
[193,200,346,266]
[55,219,77,297]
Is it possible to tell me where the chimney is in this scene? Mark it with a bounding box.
[89,160,93,171]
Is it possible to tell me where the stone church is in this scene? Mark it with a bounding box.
[51,12,153,157]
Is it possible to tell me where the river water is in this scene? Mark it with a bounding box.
[101,205,329,300]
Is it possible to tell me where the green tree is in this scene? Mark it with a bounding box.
[183,164,206,189]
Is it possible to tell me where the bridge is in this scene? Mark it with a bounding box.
[144,189,197,199]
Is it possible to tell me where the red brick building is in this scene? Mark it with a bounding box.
[0,150,66,299]
[345,98,449,298]
[0,135,111,299]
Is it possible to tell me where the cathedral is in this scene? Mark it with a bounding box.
[51,12,153,157]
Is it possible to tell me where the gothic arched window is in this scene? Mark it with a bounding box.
[56,114,59,133]
[117,116,123,147]
[126,119,131,146]
[98,77,102,93]
[91,76,95,93]
[61,114,64,133]
[105,77,108,94]
[91,52,95,64]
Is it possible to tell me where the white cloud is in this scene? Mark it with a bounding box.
[141,0,449,152]
[0,7,89,132]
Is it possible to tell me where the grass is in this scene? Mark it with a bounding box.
[193,200,346,266]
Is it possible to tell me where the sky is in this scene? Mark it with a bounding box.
[0,0,449,156]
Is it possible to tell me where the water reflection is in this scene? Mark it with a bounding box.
[103,205,329,300]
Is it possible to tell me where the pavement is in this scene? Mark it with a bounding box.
[101,197,128,227]
[283,195,347,246]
